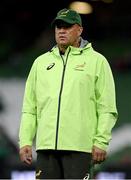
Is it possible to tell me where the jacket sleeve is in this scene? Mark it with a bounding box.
[93,56,118,151]
[19,60,37,148]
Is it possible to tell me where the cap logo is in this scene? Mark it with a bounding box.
[59,10,69,17]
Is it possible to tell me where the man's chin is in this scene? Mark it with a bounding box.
[59,43,69,48]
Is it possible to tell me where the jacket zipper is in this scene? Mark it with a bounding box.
[55,49,70,149]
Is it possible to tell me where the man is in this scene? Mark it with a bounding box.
[19,8,118,179]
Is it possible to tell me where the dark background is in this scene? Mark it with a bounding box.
[0,0,131,76]
[0,0,131,179]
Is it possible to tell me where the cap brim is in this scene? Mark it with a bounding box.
[51,17,75,27]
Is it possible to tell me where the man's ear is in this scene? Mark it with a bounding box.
[78,26,83,36]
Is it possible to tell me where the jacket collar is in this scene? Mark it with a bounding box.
[50,37,92,56]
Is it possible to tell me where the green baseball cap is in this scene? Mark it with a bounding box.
[52,8,82,26]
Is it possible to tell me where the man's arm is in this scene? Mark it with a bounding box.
[19,61,37,164]
[93,56,118,162]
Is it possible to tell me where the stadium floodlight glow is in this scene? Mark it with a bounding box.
[69,1,93,14]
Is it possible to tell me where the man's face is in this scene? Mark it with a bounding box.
[55,21,83,47]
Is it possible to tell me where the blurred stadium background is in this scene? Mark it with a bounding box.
[0,0,131,179]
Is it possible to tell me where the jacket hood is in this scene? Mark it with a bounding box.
[79,37,88,48]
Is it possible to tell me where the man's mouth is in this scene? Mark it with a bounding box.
[59,36,66,39]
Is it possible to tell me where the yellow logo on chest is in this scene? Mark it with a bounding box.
[74,62,86,71]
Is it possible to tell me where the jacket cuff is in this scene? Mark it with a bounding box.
[93,141,109,151]
[19,141,32,149]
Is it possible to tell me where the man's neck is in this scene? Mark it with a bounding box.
[59,45,68,55]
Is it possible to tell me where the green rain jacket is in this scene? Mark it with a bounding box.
[19,40,118,153]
